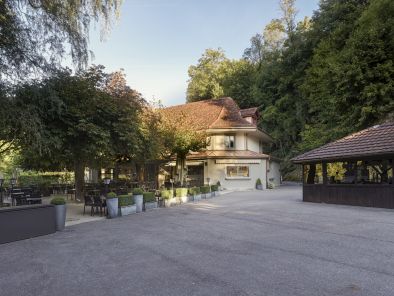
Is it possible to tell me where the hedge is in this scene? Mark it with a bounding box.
[160,189,174,199]
[210,184,219,192]
[118,194,133,207]
[133,188,143,195]
[200,186,210,194]
[50,197,66,205]
[175,188,188,197]
[143,192,156,203]
[107,192,117,199]
[188,187,200,196]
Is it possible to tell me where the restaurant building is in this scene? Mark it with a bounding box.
[292,122,394,209]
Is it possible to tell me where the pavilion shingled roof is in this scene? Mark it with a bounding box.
[292,121,394,163]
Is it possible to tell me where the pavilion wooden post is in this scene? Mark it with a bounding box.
[307,163,316,184]
[322,162,328,185]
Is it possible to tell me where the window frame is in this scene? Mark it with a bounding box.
[225,165,250,179]
[224,134,235,149]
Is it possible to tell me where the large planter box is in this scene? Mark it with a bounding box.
[107,198,119,218]
[187,195,194,202]
[0,204,56,244]
[203,192,212,199]
[256,185,263,190]
[144,201,157,211]
[194,194,202,201]
[212,191,219,197]
[164,198,177,207]
[179,196,188,204]
[134,194,143,213]
[120,205,137,216]
[54,204,66,231]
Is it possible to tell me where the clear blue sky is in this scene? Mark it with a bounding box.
[88,0,319,106]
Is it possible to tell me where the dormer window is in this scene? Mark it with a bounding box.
[224,135,235,149]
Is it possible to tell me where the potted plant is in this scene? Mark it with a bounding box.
[50,197,66,231]
[200,185,211,199]
[267,181,275,189]
[188,187,201,202]
[211,184,219,196]
[133,188,144,213]
[118,194,136,216]
[216,181,222,191]
[256,178,263,190]
[175,188,188,204]
[143,192,157,210]
[161,189,175,207]
[106,192,119,218]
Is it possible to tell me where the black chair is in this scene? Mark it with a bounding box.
[92,195,106,216]
[83,195,94,216]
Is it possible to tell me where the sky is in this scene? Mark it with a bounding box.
[88,0,320,107]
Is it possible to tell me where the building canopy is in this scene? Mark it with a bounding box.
[292,122,394,164]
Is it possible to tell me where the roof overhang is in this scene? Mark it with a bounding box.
[292,153,394,164]
[206,127,273,143]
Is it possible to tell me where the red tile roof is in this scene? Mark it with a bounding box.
[292,122,394,163]
[160,97,256,130]
[240,107,258,118]
[186,150,270,160]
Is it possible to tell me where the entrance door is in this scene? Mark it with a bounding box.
[187,165,204,187]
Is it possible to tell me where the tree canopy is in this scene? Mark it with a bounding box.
[3,66,146,198]
[186,0,394,177]
[0,0,122,79]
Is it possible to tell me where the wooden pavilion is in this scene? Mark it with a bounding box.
[292,122,394,209]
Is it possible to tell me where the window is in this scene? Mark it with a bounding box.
[226,166,249,178]
[224,135,235,149]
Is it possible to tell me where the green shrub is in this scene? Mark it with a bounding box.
[107,192,117,199]
[118,194,133,206]
[188,187,200,196]
[133,188,143,195]
[143,192,156,203]
[256,178,262,186]
[200,186,210,194]
[210,184,218,192]
[216,181,221,186]
[175,188,188,197]
[50,197,66,205]
[267,182,275,189]
[160,189,174,199]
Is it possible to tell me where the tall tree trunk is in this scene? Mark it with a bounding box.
[74,161,85,201]
[136,163,144,183]
[176,156,186,186]
[113,164,120,181]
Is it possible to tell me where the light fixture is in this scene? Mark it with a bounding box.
[103,178,111,185]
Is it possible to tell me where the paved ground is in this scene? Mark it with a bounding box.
[2,185,394,296]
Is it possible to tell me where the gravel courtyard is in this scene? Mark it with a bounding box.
[2,185,394,296]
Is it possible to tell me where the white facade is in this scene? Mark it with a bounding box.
[187,129,281,190]
[160,98,281,190]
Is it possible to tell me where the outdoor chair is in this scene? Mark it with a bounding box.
[83,195,95,216]
[92,195,106,216]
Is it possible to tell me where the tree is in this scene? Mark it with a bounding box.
[0,0,122,79]
[158,112,208,186]
[9,66,144,199]
[186,48,229,101]
[186,49,256,108]
[300,0,383,151]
